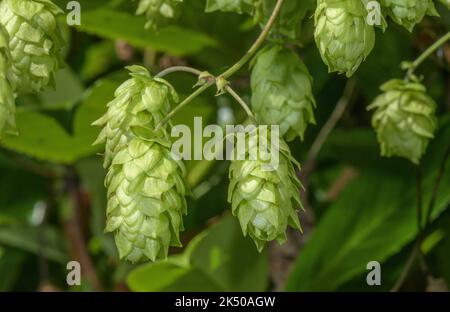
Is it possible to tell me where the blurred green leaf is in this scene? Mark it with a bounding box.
[0,73,124,164]
[76,9,217,56]
[0,226,67,263]
[0,247,26,291]
[286,118,450,291]
[127,214,268,291]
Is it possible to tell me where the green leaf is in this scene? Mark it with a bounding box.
[76,8,217,56]
[285,118,450,291]
[127,214,268,291]
[0,247,26,291]
[0,72,124,164]
[0,225,67,263]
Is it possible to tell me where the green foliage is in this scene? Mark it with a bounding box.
[286,119,450,291]
[127,215,268,291]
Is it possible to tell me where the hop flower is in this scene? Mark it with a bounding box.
[314,0,376,77]
[0,0,65,93]
[380,0,438,32]
[205,0,260,15]
[438,0,450,9]
[228,126,303,251]
[93,65,178,168]
[0,25,16,136]
[136,0,183,30]
[368,79,437,164]
[251,45,316,141]
[105,132,188,263]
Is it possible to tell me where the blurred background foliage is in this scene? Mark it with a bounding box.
[0,0,450,291]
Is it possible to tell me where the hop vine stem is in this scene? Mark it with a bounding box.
[154,0,284,130]
[406,31,450,79]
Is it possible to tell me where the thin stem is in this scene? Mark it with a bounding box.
[406,31,450,78]
[391,241,420,292]
[155,82,213,131]
[154,0,284,129]
[424,145,450,227]
[306,79,357,163]
[225,85,256,121]
[220,0,284,79]
[156,66,202,78]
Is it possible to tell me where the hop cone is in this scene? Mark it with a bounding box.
[0,25,15,136]
[228,126,303,251]
[205,0,260,15]
[368,79,437,164]
[93,65,178,168]
[136,0,183,30]
[251,45,316,141]
[380,0,438,32]
[105,132,188,262]
[0,0,65,93]
[314,0,375,77]
[438,0,450,9]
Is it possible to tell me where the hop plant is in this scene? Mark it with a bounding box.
[368,79,437,164]
[0,25,16,136]
[380,0,438,32]
[136,0,183,30]
[314,0,376,77]
[228,126,303,251]
[251,45,316,141]
[105,132,188,262]
[93,66,178,168]
[0,0,65,94]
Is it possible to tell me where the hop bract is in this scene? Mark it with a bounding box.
[314,0,375,77]
[228,126,303,251]
[0,25,15,136]
[0,0,65,93]
[136,0,183,30]
[93,65,178,168]
[368,79,437,164]
[251,45,316,141]
[380,0,438,32]
[105,132,188,263]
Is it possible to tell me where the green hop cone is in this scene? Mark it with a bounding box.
[205,0,260,15]
[438,0,450,9]
[136,0,183,30]
[105,131,188,263]
[228,126,303,251]
[0,24,16,136]
[0,0,65,93]
[251,45,316,141]
[93,65,178,168]
[314,0,376,77]
[368,79,437,164]
[380,0,438,32]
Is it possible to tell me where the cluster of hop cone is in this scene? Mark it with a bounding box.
[0,0,446,262]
